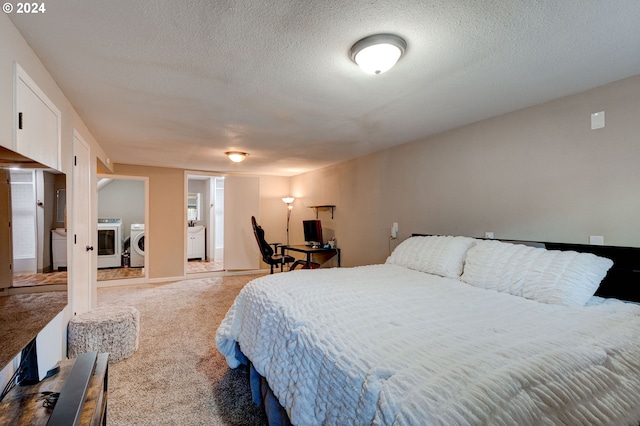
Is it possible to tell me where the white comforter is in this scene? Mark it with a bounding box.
[216,264,640,425]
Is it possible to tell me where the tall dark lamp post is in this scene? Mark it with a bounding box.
[282,197,294,246]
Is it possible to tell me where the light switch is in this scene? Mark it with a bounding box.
[589,235,604,245]
[591,111,605,130]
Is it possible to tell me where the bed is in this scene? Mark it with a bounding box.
[216,235,640,425]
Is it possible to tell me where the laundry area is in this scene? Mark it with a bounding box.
[97,177,145,281]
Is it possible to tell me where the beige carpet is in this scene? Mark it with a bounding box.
[98,275,268,425]
[0,290,67,370]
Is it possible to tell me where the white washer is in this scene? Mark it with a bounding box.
[130,224,145,268]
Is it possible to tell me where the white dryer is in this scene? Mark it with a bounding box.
[130,224,145,268]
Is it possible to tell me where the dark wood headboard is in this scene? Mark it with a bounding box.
[412,235,640,303]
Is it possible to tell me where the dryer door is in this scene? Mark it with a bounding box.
[133,233,144,255]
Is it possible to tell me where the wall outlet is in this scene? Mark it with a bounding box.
[391,222,398,238]
[484,232,494,239]
[589,235,604,245]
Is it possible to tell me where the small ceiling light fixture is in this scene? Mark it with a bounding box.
[350,33,407,75]
[225,151,248,163]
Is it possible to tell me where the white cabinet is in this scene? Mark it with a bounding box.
[15,64,61,170]
[51,229,67,270]
[187,226,205,260]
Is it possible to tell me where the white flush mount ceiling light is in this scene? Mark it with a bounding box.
[350,34,407,75]
[225,151,248,163]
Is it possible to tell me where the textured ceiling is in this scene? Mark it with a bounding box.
[9,1,640,176]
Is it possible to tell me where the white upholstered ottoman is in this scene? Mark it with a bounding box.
[68,306,140,364]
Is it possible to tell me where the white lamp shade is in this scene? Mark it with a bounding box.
[282,197,295,204]
[354,43,403,74]
[350,34,407,75]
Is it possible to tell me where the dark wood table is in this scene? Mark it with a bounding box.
[280,245,341,268]
[0,353,108,426]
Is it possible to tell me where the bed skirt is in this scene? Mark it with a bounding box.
[232,342,292,426]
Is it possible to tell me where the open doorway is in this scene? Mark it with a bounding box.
[186,173,224,275]
[96,174,148,283]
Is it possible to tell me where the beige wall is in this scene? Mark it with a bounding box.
[292,74,640,267]
[258,175,292,244]
[114,164,185,279]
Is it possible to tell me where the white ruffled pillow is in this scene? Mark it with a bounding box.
[460,240,613,306]
[386,235,476,278]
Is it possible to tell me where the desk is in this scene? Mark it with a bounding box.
[281,245,341,268]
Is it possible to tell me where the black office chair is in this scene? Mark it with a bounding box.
[251,216,295,274]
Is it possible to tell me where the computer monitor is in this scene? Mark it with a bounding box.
[303,220,323,245]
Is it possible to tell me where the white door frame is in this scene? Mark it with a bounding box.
[71,130,92,314]
[96,174,149,286]
[185,171,223,276]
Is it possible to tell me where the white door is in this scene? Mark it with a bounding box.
[0,169,11,290]
[213,177,224,263]
[72,131,92,314]
[208,178,215,262]
[223,176,260,270]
